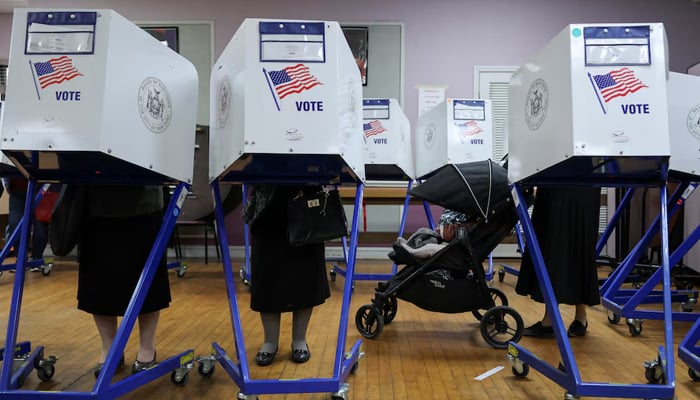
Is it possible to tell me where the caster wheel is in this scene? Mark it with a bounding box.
[330,270,337,282]
[42,263,53,276]
[473,288,509,321]
[382,296,398,324]
[498,268,506,283]
[355,305,384,339]
[170,370,189,386]
[198,361,215,377]
[177,265,187,278]
[512,363,529,377]
[607,309,621,324]
[627,318,643,336]
[688,366,700,382]
[480,305,524,349]
[37,364,55,381]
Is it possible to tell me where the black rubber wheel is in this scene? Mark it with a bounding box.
[170,370,189,386]
[355,304,384,339]
[688,366,700,382]
[198,362,215,377]
[37,364,55,381]
[607,311,621,325]
[480,305,524,349]
[512,363,529,377]
[472,287,509,321]
[382,296,398,324]
[645,364,662,383]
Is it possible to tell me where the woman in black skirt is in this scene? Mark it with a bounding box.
[244,185,330,366]
[515,186,601,337]
[77,185,170,376]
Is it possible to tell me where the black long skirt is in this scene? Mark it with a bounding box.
[249,187,330,313]
[77,212,171,316]
[515,186,601,306]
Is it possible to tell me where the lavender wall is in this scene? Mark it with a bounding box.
[2,0,700,245]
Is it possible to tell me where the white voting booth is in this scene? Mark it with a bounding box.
[362,98,414,180]
[506,23,676,399]
[669,72,700,275]
[414,98,493,179]
[205,18,364,399]
[508,24,670,184]
[0,8,198,398]
[1,9,197,184]
[209,19,364,184]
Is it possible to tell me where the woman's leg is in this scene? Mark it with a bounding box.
[259,312,281,353]
[93,314,118,363]
[136,311,159,362]
[291,307,313,350]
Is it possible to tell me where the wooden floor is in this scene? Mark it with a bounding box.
[0,257,699,399]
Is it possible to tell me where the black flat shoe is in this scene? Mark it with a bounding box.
[131,351,157,374]
[567,320,588,337]
[522,321,554,337]
[255,347,278,366]
[291,344,311,364]
[94,353,125,378]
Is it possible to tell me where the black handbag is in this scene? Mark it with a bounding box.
[287,188,348,246]
[49,185,87,256]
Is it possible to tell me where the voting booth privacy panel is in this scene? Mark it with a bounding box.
[362,98,414,180]
[668,71,700,180]
[508,23,670,185]
[414,98,493,179]
[209,18,365,184]
[0,9,198,184]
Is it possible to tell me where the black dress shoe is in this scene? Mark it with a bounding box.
[291,344,311,363]
[567,320,588,337]
[255,347,278,366]
[522,321,554,337]
[94,354,125,378]
[131,351,157,374]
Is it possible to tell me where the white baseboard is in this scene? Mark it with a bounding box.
[164,243,523,261]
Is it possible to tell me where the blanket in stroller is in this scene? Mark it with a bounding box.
[388,233,492,313]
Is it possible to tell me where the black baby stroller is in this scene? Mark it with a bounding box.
[354,159,526,349]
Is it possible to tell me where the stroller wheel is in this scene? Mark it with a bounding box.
[472,287,509,321]
[355,304,384,339]
[480,305,524,349]
[382,296,398,324]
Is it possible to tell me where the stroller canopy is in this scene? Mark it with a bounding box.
[409,159,510,220]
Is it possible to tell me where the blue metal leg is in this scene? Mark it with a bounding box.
[208,180,363,397]
[0,182,195,399]
[507,182,675,399]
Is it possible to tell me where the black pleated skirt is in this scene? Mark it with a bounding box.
[77,212,171,316]
[515,186,601,306]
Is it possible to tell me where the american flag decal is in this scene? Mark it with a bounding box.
[593,67,647,103]
[363,120,387,138]
[267,64,322,99]
[33,56,83,89]
[461,120,482,136]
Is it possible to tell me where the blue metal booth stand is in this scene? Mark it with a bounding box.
[505,22,677,400]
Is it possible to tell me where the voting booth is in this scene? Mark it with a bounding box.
[508,23,670,184]
[362,98,414,180]
[414,99,493,179]
[204,18,364,399]
[209,18,364,184]
[506,23,676,399]
[0,9,198,184]
[0,9,198,398]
